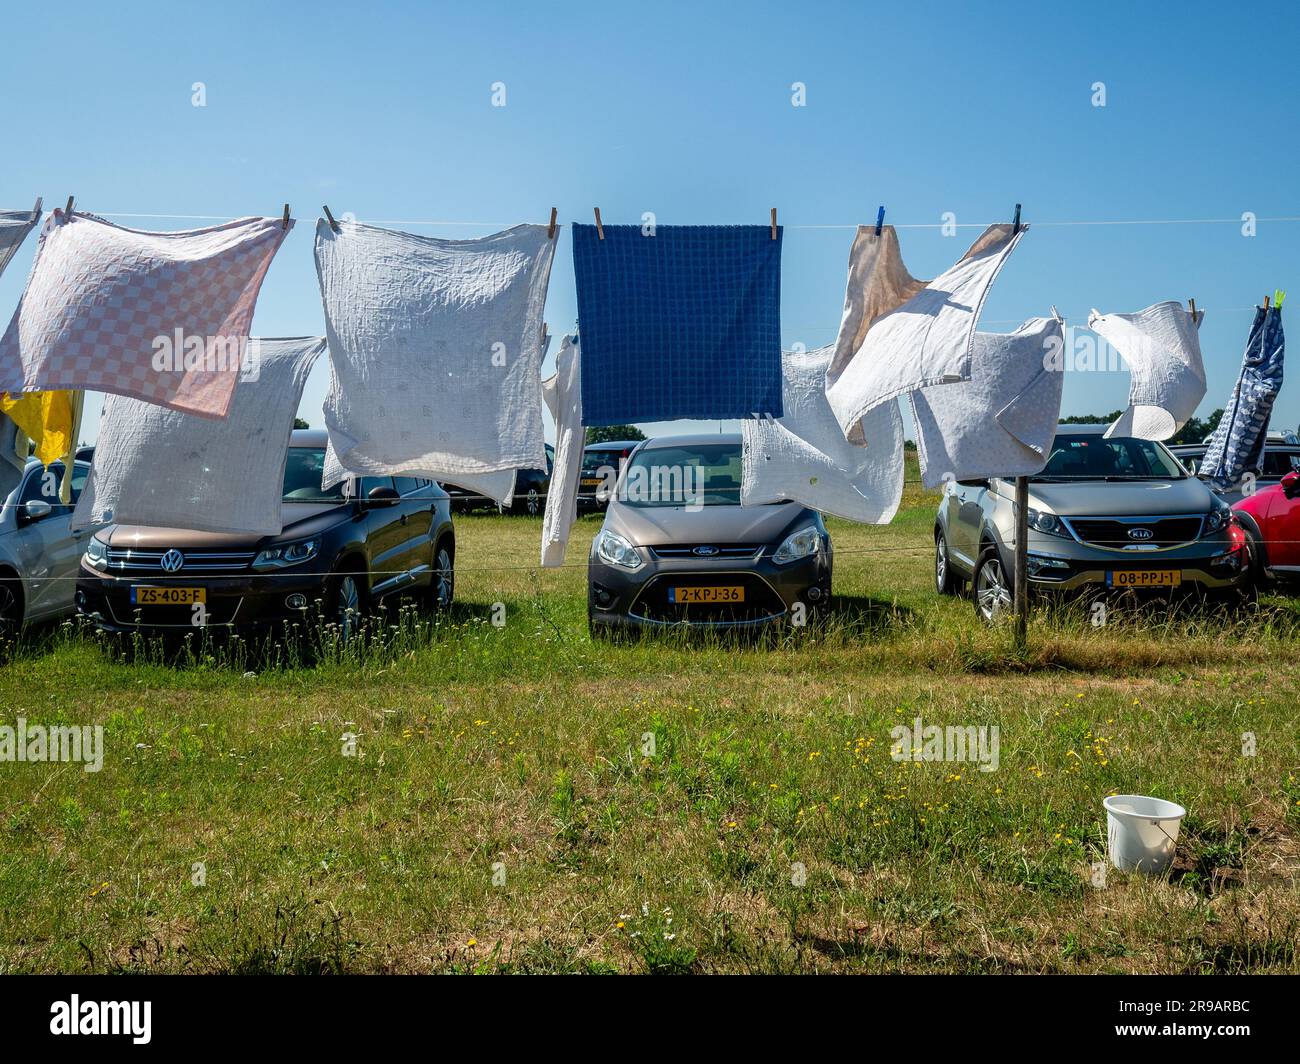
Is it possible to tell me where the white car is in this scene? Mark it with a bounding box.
[0,456,95,632]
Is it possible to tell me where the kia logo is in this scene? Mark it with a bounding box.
[160,549,185,573]
[692,545,720,557]
[1127,528,1154,541]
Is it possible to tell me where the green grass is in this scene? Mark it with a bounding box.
[1,465,1298,973]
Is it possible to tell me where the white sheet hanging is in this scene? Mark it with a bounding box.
[0,204,41,280]
[742,345,903,523]
[73,337,326,535]
[315,220,556,488]
[1087,302,1206,441]
[540,335,583,566]
[826,223,1027,442]
[909,317,1065,489]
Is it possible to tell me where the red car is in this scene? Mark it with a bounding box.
[1233,470,1300,584]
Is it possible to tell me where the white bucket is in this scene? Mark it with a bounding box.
[1104,794,1185,874]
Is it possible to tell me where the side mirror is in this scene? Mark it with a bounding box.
[22,499,53,523]
[1282,471,1300,499]
[366,486,400,507]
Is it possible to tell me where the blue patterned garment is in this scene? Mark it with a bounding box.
[572,224,783,425]
[1201,305,1285,487]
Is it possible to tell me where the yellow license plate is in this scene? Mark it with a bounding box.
[670,586,744,604]
[131,586,207,605]
[1107,570,1181,588]
[581,478,602,487]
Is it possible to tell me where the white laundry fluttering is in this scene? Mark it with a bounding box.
[315,220,556,497]
[825,223,1027,442]
[0,204,41,280]
[910,317,1065,489]
[1086,301,1206,441]
[73,337,326,535]
[540,335,583,566]
[742,344,903,523]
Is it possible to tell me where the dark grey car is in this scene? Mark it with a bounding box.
[587,434,832,634]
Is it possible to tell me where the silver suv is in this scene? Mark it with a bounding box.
[0,456,95,632]
[934,425,1249,621]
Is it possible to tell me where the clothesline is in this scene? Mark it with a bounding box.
[84,212,1300,230]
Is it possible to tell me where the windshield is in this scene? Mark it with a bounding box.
[621,442,743,507]
[282,448,347,503]
[582,447,631,477]
[1034,434,1186,480]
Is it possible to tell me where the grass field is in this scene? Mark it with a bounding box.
[2,465,1299,974]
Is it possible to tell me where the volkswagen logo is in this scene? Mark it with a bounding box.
[1127,527,1154,541]
[692,545,720,557]
[160,549,185,573]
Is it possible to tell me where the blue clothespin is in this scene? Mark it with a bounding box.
[1012,203,1022,234]
[875,206,885,236]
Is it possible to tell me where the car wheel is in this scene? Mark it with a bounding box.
[935,531,959,595]
[972,547,1012,623]
[0,575,21,637]
[525,487,541,516]
[430,543,454,610]
[328,571,364,641]
[1241,526,1269,588]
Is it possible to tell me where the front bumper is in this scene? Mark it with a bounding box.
[588,547,832,629]
[76,559,336,635]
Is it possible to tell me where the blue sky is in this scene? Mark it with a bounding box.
[1,0,1296,444]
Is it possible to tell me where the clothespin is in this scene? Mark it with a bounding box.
[282,204,290,230]
[875,206,885,237]
[31,197,42,220]
[770,207,778,240]
[1011,203,1022,234]
[322,205,340,233]
[1188,298,1197,321]
[547,207,557,240]
[1050,305,1063,323]
[1264,294,1271,310]
[593,207,604,240]
[1274,289,1286,310]
[64,196,75,221]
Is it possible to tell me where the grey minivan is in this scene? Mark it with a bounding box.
[0,456,95,632]
[934,425,1250,621]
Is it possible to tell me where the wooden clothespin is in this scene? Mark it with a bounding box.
[770,207,778,240]
[1011,203,1022,234]
[31,197,42,220]
[63,196,75,221]
[1263,294,1271,310]
[1188,298,1197,321]
[593,207,604,240]
[547,207,557,240]
[875,206,885,237]
[322,205,340,233]
[282,204,290,230]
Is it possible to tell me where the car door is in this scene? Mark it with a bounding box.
[1261,480,1300,570]
[392,476,434,579]
[9,461,89,620]
[949,479,988,567]
[359,475,408,595]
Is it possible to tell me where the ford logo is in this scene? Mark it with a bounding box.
[1127,528,1154,541]
[692,545,720,557]
[160,549,185,573]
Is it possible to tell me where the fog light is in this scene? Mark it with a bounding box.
[592,584,614,607]
[285,593,308,610]
[806,585,822,601]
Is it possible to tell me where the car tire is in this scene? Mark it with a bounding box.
[326,568,365,642]
[1241,526,1269,588]
[935,530,959,595]
[972,546,1013,624]
[513,486,541,516]
[428,541,454,611]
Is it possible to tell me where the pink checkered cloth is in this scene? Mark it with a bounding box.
[0,210,290,418]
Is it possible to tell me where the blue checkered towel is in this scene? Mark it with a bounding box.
[572,224,783,425]
[1201,305,1285,487]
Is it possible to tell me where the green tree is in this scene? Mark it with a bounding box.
[1058,409,1224,444]
[585,424,646,445]
[293,417,310,429]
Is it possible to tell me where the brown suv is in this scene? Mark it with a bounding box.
[76,430,455,637]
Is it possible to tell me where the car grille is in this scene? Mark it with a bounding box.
[648,544,763,560]
[630,573,785,624]
[1063,516,1204,549]
[105,548,257,574]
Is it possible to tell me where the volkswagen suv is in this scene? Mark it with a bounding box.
[934,425,1249,621]
[77,430,455,637]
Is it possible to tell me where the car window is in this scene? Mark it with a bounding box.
[1035,435,1185,480]
[582,447,630,476]
[392,476,421,495]
[622,443,743,507]
[1260,451,1300,476]
[282,448,347,502]
[19,461,89,508]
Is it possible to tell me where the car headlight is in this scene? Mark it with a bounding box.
[251,538,320,571]
[594,529,642,571]
[85,536,109,571]
[1203,500,1231,535]
[773,525,821,565]
[1027,507,1069,537]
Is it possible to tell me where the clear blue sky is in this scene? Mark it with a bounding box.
[1,0,1296,444]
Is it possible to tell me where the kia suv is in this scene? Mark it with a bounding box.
[934,425,1249,621]
[77,430,455,637]
[587,434,832,634]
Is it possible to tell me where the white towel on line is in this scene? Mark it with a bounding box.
[909,317,1065,489]
[73,337,326,535]
[540,335,583,566]
[742,344,903,523]
[315,220,556,492]
[826,223,1027,442]
[1087,301,1206,441]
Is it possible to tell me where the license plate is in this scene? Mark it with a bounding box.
[581,478,602,487]
[669,586,744,604]
[131,586,207,605]
[1106,570,1181,588]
